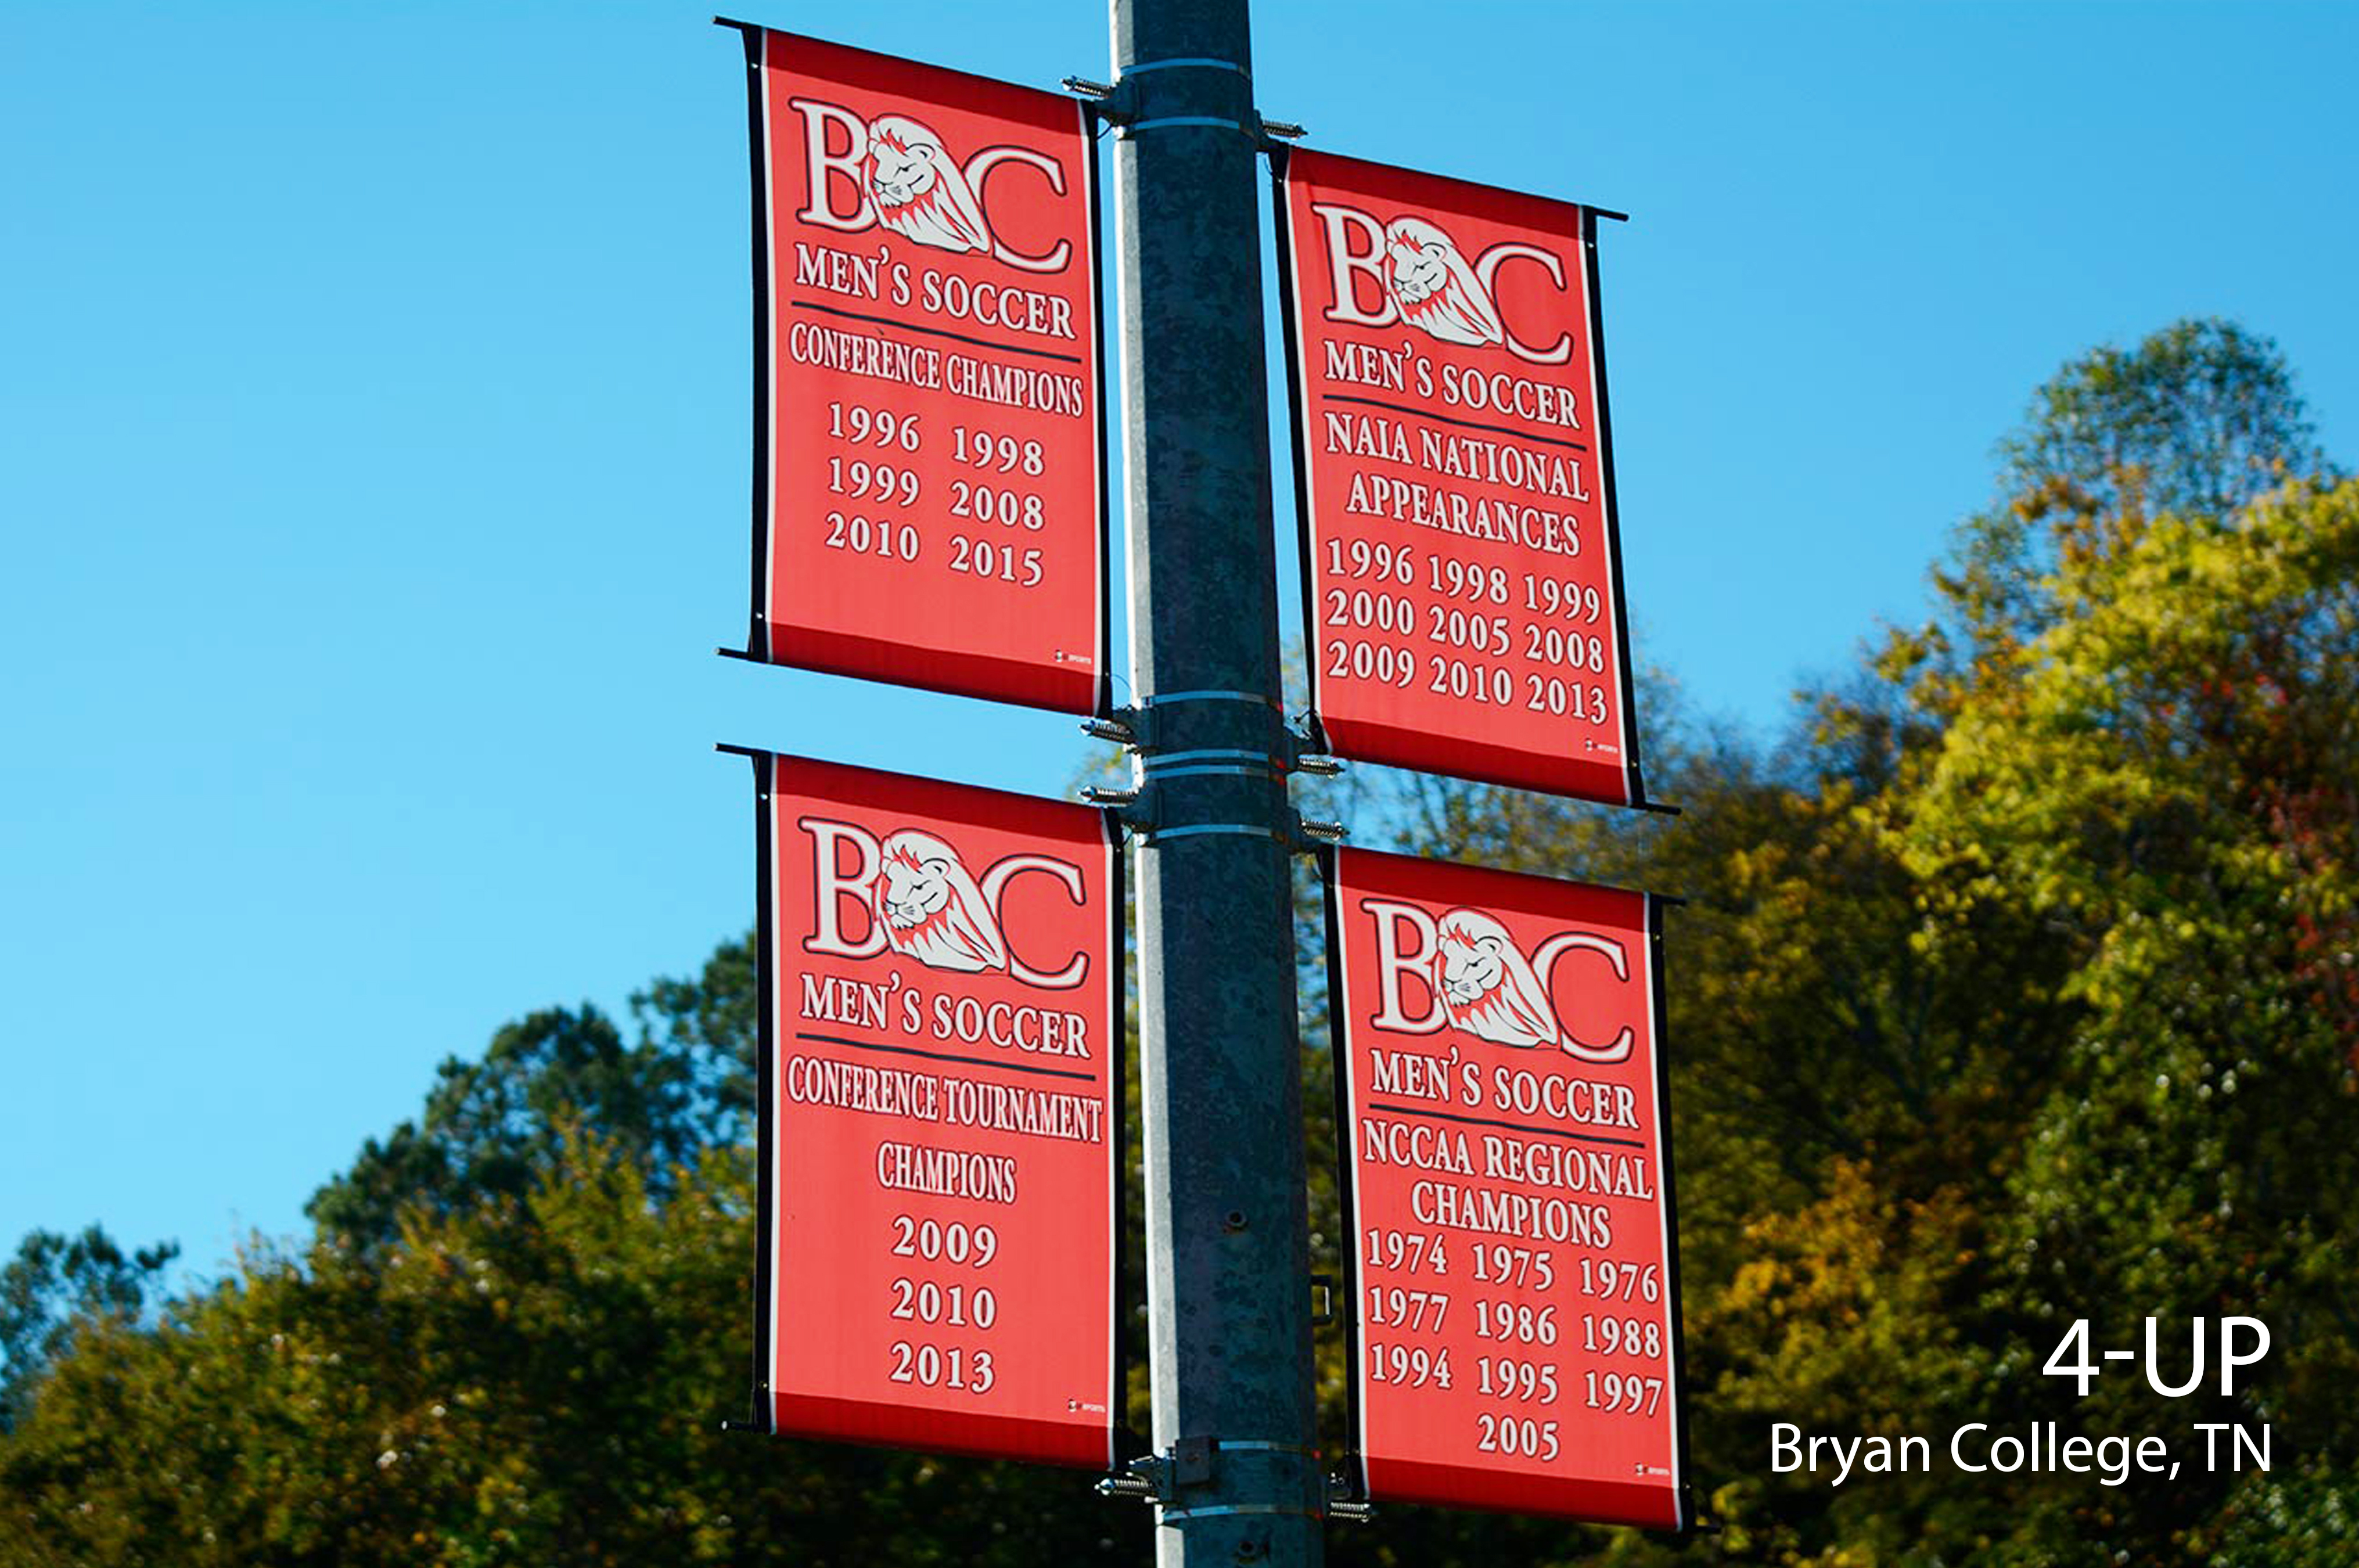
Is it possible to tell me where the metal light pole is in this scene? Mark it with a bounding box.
[1107,0,1325,1561]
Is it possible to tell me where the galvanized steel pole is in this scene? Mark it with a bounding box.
[1109,0,1325,1561]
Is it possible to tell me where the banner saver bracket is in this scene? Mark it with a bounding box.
[1096,1437,1337,1509]
[1293,813,1347,847]
[1092,790,1344,852]
[1282,721,1344,776]
[1116,114,1307,150]
[1084,702,1345,844]
[1073,58,1304,148]
[1095,1442,1187,1504]
[1081,695,1278,754]
[1079,709,1142,747]
[1326,1481,1376,1524]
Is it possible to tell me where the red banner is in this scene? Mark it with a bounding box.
[736,27,1107,713]
[1325,847,1685,1527]
[1278,149,1644,804]
[748,752,1120,1466]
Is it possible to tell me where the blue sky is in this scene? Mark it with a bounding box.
[5,1,2353,1282]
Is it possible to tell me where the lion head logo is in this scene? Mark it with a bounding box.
[1383,215,1504,349]
[1432,908,1562,1050]
[871,829,1009,974]
[864,113,995,257]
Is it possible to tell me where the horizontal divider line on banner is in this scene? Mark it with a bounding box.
[796,1028,1098,1084]
[1361,1098,1648,1150]
[1317,391,1591,452]
[788,297,1088,365]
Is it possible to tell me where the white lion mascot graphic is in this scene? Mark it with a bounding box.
[864,114,995,257]
[1383,215,1504,348]
[1433,908,1562,1050]
[871,829,1009,974]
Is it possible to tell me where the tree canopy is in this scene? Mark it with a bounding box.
[4,319,2353,1565]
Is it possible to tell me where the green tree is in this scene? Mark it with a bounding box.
[1359,321,2358,1565]
[1901,476,2359,1562]
[5,317,2353,1566]
[0,1226,177,1433]
[306,1004,718,1253]
[0,1129,1153,1567]
[1685,332,2356,1563]
[1937,317,2331,664]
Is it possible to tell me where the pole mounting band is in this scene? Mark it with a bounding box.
[1146,764,1283,782]
[1155,1502,1325,1522]
[1119,55,1252,79]
[1134,823,1281,844]
[1143,688,1282,709]
[1118,115,1262,141]
[1139,748,1286,781]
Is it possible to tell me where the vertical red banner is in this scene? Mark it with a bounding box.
[1278,149,1644,804]
[749,753,1120,1466]
[1326,847,1685,1528]
[736,27,1108,713]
